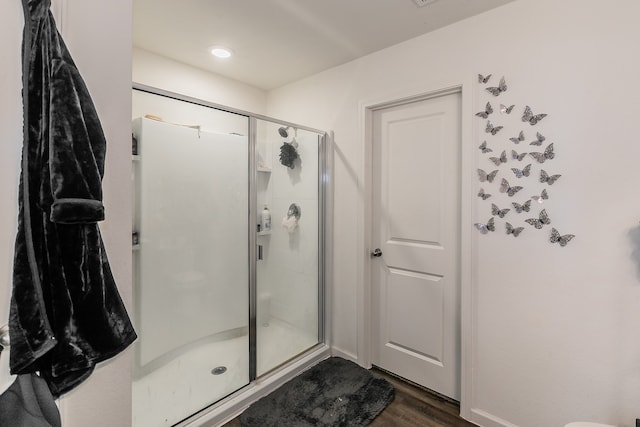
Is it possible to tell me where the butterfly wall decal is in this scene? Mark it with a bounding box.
[478,74,492,84]
[509,130,525,144]
[540,170,561,185]
[511,150,527,161]
[485,121,503,135]
[531,189,549,204]
[499,178,523,197]
[529,132,546,146]
[512,200,532,213]
[478,168,499,183]
[511,163,532,178]
[489,150,507,166]
[529,143,555,163]
[525,209,551,229]
[491,203,510,218]
[505,222,524,237]
[522,105,547,125]
[476,102,493,119]
[478,188,491,200]
[550,228,575,247]
[479,141,493,153]
[486,77,507,96]
[500,104,515,114]
[474,217,495,234]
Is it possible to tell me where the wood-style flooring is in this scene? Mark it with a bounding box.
[369,367,476,427]
[222,367,476,427]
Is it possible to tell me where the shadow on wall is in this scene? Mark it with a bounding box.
[629,224,640,283]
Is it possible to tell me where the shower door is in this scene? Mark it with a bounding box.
[254,119,324,376]
[131,87,327,426]
[132,90,250,427]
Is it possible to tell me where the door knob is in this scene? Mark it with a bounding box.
[371,248,382,257]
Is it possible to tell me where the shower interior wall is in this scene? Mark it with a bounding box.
[256,121,320,344]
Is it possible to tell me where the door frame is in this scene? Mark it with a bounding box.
[357,80,475,417]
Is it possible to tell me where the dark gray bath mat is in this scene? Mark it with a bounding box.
[240,357,394,427]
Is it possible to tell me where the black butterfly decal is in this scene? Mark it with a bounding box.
[479,141,493,153]
[489,150,507,166]
[529,143,555,164]
[522,105,547,125]
[511,150,527,161]
[529,132,546,146]
[486,77,507,96]
[509,130,525,144]
[525,209,551,229]
[474,217,495,234]
[476,102,493,119]
[540,170,561,185]
[500,104,515,114]
[511,163,532,178]
[512,200,532,213]
[500,178,523,197]
[531,189,549,204]
[478,188,491,200]
[505,222,524,237]
[485,121,503,135]
[491,203,510,218]
[550,228,575,247]
[478,168,499,183]
[478,73,492,84]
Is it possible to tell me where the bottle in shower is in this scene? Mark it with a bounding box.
[261,204,271,231]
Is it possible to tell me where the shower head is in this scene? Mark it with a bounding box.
[278,126,290,138]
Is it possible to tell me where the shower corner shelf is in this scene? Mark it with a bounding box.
[132,155,141,162]
[257,166,272,173]
[257,230,272,236]
[132,244,140,251]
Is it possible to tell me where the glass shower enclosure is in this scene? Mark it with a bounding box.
[131,86,327,426]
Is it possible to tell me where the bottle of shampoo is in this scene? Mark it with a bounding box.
[261,204,271,231]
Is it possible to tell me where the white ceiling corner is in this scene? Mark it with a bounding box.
[133,0,515,91]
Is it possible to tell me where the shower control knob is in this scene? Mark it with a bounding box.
[371,248,382,257]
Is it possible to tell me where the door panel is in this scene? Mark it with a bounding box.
[372,91,461,399]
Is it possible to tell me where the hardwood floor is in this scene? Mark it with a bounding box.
[369,367,476,427]
[222,366,476,427]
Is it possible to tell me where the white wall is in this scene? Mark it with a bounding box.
[54,2,135,426]
[0,1,134,426]
[0,0,25,392]
[267,1,640,426]
[133,47,267,115]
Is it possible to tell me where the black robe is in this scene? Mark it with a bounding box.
[9,0,137,398]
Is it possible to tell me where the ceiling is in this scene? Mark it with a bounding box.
[133,0,514,91]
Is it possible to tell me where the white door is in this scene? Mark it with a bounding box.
[371,91,461,400]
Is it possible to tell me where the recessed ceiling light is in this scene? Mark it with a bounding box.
[210,47,232,58]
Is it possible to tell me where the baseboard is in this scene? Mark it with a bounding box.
[178,344,331,427]
[330,346,358,364]
[469,408,518,427]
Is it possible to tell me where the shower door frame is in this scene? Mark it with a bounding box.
[132,82,330,397]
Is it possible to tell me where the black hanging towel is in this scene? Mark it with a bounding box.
[9,0,137,398]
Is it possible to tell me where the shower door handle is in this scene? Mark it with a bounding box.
[371,248,382,257]
[258,245,263,260]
